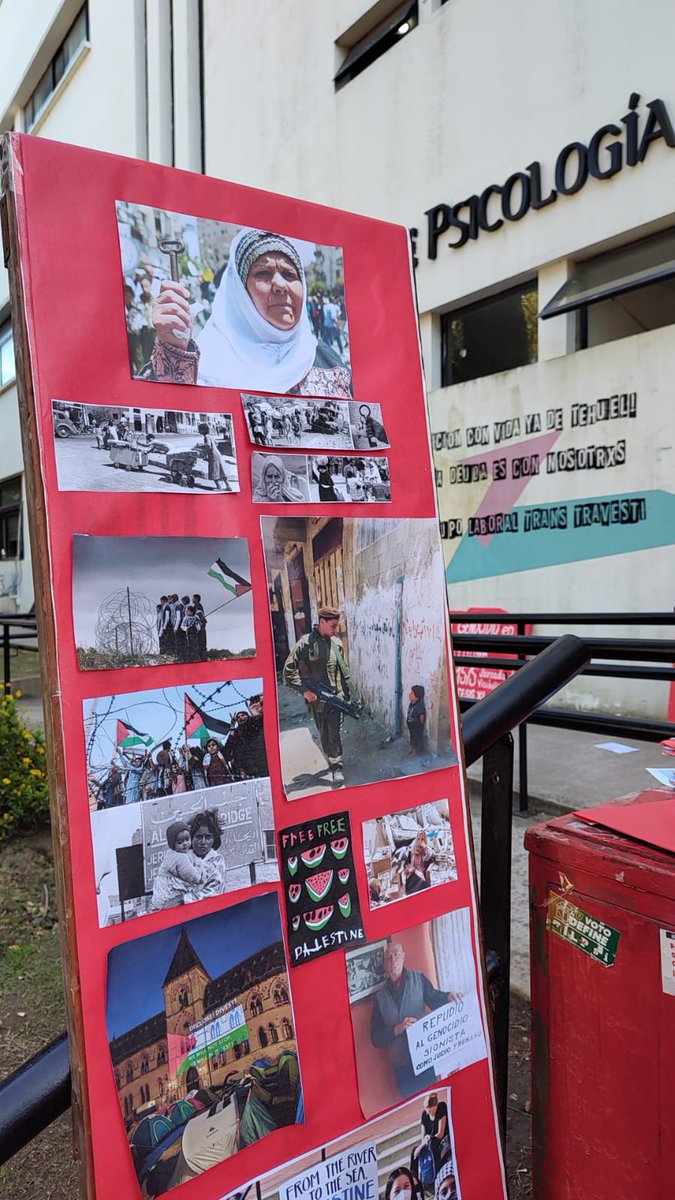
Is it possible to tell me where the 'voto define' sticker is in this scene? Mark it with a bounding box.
[546,892,620,967]
[280,811,365,965]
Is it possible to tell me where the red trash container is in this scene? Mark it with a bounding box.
[526,793,675,1200]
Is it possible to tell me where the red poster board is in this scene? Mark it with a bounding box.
[451,610,531,702]
[2,133,506,1200]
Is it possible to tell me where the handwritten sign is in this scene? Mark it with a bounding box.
[406,992,487,1078]
[280,1142,378,1200]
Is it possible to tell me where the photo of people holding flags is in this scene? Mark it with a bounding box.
[83,678,268,809]
[72,535,255,670]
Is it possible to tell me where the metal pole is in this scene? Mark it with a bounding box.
[480,732,514,1140]
[517,620,529,813]
[126,585,134,658]
[3,623,10,694]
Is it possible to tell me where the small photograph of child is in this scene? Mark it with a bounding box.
[362,800,457,909]
[149,814,224,911]
[407,685,427,756]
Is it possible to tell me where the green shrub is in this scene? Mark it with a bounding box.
[0,689,49,840]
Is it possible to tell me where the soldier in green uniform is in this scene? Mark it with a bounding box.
[282,606,361,787]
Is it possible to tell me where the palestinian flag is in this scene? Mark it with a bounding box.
[116,719,152,749]
[184,694,231,745]
[207,557,251,597]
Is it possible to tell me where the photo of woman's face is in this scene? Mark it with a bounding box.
[192,825,215,857]
[389,1175,412,1200]
[246,253,303,330]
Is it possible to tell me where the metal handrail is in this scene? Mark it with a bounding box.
[0,632,592,1164]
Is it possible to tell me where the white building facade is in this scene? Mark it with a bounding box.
[0,0,673,717]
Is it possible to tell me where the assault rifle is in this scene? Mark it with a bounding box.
[302,680,362,719]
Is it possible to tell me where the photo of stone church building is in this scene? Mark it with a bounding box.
[109,923,295,1126]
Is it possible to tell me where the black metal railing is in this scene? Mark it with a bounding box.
[0,633,592,1161]
[452,611,675,813]
[1,613,39,694]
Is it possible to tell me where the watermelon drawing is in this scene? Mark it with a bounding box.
[331,837,349,860]
[338,893,352,919]
[288,884,302,903]
[303,905,334,931]
[287,856,299,876]
[292,915,301,931]
[300,844,326,868]
[338,867,350,884]
[306,869,334,903]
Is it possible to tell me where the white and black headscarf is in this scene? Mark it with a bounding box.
[197,227,317,391]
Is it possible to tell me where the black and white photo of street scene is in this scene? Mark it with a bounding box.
[241,394,390,452]
[72,535,255,671]
[52,399,238,493]
[251,453,391,504]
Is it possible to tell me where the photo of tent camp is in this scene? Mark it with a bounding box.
[221,1089,458,1200]
[363,800,457,909]
[72,535,255,671]
[116,200,351,392]
[261,516,457,799]
[51,399,239,494]
[106,893,302,1196]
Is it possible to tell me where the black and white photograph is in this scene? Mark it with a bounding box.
[241,394,390,453]
[91,778,277,926]
[307,455,391,503]
[251,452,391,503]
[117,200,352,396]
[262,516,457,799]
[251,453,311,503]
[72,535,255,671]
[363,800,457,909]
[83,678,268,810]
[348,402,391,450]
[51,399,238,493]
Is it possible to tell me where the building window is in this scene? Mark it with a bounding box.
[273,984,288,1006]
[540,226,675,350]
[441,280,538,386]
[0,323,15,389]
[264,830,277,861]
[25,5,89,131]
[0,477,22,560]
[258,1025,268,1048]
[335,2,418,91]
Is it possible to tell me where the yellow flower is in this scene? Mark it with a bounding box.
[29,769,42,777]
[1,778,10,785]
[14,689,22,698]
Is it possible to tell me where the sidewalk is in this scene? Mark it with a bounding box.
[468,723,674,996]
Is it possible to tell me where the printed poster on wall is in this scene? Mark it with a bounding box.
[3,130,507,1200]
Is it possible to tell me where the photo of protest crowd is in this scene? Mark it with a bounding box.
[83,679,268,810]
[51,400,238,493]
[241,395,390,453]
[363,801,457,909]
[106,895,302,1195]
[117,201,351,396]
[223,1091,458,1200]
[346,910,486,1117]
[262,516,457,798]
[90,777,277,926]
[73,535,255,671]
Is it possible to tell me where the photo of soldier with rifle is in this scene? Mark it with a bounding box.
[282,606,362,787]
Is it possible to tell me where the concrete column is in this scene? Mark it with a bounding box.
[146,0,173,165]
[172,0,202,172]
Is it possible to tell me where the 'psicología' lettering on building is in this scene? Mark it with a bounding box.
[424,94,675,256]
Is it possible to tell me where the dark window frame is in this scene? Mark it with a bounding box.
[25,5,89,131]
[0,476,22,561]
[335,1,418,90]
[440,278,539,387]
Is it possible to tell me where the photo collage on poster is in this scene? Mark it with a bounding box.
[9,134,504,1200]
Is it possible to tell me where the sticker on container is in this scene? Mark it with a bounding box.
[659,929,675,995]
[546,892,620,967]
